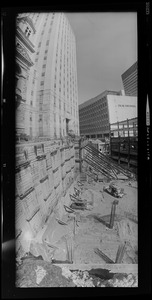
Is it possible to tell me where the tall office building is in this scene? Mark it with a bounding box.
[79,90,137,139]
[121,61,137,96]
[16,12,79,138]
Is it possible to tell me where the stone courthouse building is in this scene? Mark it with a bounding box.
[16,12,79,138]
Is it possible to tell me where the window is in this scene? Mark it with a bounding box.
[43,64,46,68]
[31,91,33,95]
[30,101,33,106]
[40,81,44,86]
[45,50,48,54]
[44,56,47,60]
[25,27,31,37]
[41,72,45,77]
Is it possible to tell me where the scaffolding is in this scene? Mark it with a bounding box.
[109,118,138,170]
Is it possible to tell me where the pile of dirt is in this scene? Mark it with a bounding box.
[16,258,75,287]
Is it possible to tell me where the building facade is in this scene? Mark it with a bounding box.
[79,90,137,139]
[16,12,79,138]
[121,61,137,96]
[16,16,36,136]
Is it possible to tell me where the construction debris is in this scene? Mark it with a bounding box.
[83,142,135,180]
[61,267,138,287]
[103,183,124,198]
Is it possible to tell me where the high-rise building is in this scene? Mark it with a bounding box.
[79,90,137,139]
[16,12,79,138]
[16,16,36,136]
[121,61,137,96]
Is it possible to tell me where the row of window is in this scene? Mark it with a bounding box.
[80,102,107,114]
[80,112,108,119]
[80,97,107,112]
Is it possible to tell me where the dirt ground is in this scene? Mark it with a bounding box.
[42,176,137,265]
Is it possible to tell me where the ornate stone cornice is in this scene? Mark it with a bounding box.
[16,43,34,67]
[16,27,35,53]
[17,16,36,33]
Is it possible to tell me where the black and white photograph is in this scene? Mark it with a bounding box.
[1,3,151,296]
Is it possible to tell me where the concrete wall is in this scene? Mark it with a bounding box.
[15,140,78,258]
[107,95,137,124]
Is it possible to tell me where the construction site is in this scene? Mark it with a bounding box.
[15,137,138,287]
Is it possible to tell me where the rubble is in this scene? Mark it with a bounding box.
[61,267,138,287]
[61,267,94,287]
[107,274,138,287]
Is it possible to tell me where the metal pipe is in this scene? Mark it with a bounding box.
[109,200,119,229]
[94,248,114,264]
[115,242,126,263]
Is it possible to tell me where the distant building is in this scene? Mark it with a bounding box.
[16,12,79,138]
[79,90,137,139]
[121,61,137,96]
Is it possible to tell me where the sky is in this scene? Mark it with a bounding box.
[66,13,137,105]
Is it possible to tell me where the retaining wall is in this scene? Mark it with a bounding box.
[15,140,78,257]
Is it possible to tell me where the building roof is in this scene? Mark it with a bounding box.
[79,90,120,110]
[121,61,137,81]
